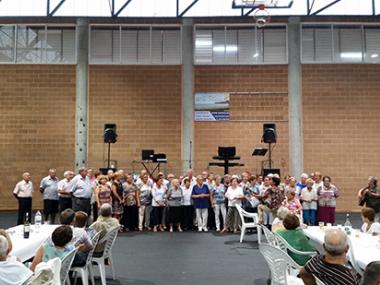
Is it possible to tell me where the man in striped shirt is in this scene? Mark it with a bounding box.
[300,228,360,285]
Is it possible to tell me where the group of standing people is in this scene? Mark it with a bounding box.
[13,167,367,233]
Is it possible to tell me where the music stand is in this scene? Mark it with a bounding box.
[252,148,268,156]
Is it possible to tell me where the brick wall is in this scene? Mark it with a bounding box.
[302,65,380,212]
[1,63,379,212]
[88,65,182,176]
[0,65,76,210]
[194,65,289,176]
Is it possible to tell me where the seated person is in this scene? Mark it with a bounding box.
[0,229,18,261]
[277,214,316,266]
[361,261,380,285]
[30,225,74,271]
[59,209,93,253]
[300,228,360,285]
[92,203,120,231]
[72,211,96,266]
[90,203,120,256]
[271,206,289,233]
[0,235,33,285]
[361,207,380,235]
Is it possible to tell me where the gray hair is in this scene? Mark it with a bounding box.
[63,171,71,178]
[99,203,113,217]
[277,207,290,221]
[0,235,9,259]
[324,229,348,256]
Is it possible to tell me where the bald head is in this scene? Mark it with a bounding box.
[22,172,31,182]
[324,229,348,256]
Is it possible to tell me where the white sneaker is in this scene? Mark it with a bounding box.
[198,227,202,232]
[216,228,220,232]
[203,227,208,232]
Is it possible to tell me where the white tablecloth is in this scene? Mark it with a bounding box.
[303,226,380,270]
[7,225,58,262]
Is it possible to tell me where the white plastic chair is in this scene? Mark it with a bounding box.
[347,236,364,276]
[235,204,261,243]
[274,233,317,259]
[91,226,120,285]
[27,257,61,285]
[259,243,304,285]
[261,225,277,246]
[71,231,101,285]
[60,247,79,285]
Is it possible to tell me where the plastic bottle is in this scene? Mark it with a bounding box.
[35,210,42,233]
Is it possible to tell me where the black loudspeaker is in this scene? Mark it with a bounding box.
[262,168,281,177]
[104,124,117,143]
[142,149,154,161]
[263,123,276,143]
[218,146,236,158]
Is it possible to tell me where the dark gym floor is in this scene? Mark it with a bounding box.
[0,211,362,285]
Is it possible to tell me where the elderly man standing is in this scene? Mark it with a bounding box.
[58,170,74,212]
[40,168,59,224]
[70,167,92,216]
[0,235,33,285]
[13,172,33,225]
[300,228,360,285]
[358,176,380,221]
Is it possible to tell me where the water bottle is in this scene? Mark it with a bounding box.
[35,211,42,233]
[344,213,352,235]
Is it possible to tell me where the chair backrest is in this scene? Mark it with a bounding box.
[27,257,61,285]
[347,236,364,276]
[100,226,120,259]
[261,225,277,246]
[235,204,246,225]
[259,243,300,285]
[85,231,101,267]
[274,233,288,252]
[275,233,317,257]
[236,204,259,224]
[60,247,78,284]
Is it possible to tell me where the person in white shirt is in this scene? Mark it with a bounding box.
[220,176,244,234]
[361,207,380,235]
[58,170,74,212]
[40,168,60,224]
[181,177,194,231]
[13,172,33,225]
[0,235,33,285]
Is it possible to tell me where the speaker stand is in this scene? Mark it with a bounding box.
[107,142,111,169]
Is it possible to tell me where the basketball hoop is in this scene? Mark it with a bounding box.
[253,4,271,27]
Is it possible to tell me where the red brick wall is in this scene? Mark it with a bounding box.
[0,65,76,210]
[87,65,182,176]
[302,65,380,211]
[194,65,289,176]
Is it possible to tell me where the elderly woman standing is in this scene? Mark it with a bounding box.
[110,172,124,224]
[192,175,210,232]
[96,175,112,208]
[221,176,244,234]
[136,173,153,231]
[211,175,226,232]
[152,176,167,232]
[317,176,339,225]
[122,174,140,231]
[301,178,318,225]
[167,179,183,232]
